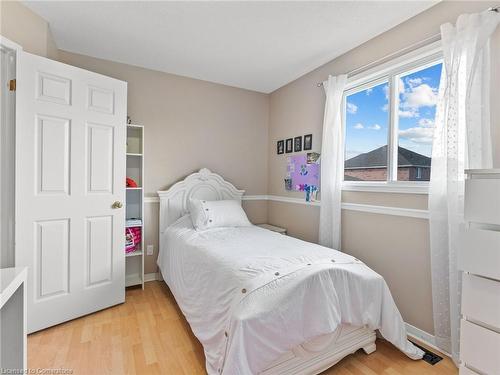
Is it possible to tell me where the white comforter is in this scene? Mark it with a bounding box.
[158,216,424,374]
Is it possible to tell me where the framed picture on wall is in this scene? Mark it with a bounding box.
[285,138,293,153]
[294,136,302,152]
[304,134,312,150]
[277,140,284,154]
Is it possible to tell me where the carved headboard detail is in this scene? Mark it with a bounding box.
[157,168,245,235]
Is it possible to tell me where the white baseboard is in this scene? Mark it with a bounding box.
[405,323,450,357]
[144,272,159,282]
[146,195,429,219]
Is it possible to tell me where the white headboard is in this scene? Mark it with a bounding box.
[157,168,245,234]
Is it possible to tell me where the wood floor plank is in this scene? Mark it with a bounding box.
[28,281,457,375]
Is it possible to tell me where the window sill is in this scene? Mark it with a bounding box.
[342,182,429,195]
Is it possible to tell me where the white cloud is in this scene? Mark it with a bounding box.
[381,103,389,112]
[401,83,438,109]
[418,118,435,127]
[365,88,373,95]
[368,124,381,130]
[399,127,434,144]
[353,123,364,129]
[383,84,389,100]
[399,109,419,118]
[406,77,423,88]
[347,102,358,114]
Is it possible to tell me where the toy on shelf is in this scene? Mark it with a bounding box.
[126,177,138,187]
[125,227,142,253]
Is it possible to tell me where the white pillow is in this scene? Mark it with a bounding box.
[188,199,251,231]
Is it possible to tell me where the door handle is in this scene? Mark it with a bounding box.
[111,201,123,209]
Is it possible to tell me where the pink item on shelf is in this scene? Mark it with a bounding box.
[125,227,142,253]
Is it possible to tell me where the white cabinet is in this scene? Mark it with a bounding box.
[125,125,145,289]
[0,267,27,371]
[461,320,500,375]
[462,274,500,330]
[459,169,500,375]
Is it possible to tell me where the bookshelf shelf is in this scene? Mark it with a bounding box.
[126,224,143,228]
[125,124,144,289]
[126,250,143,258]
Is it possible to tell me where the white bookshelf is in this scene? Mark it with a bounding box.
[125,124,144,289]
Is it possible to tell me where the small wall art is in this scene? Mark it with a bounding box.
[304,134,312,150]
[294,136,302,152]
[307,152,320,164]
[285,138,293,153]
[277,140,284,154]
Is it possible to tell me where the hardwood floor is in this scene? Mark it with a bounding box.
[28,281,457,375]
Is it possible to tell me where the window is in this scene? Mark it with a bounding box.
[397,63,441,182]
[344,81,389,182]
[416,167,422,179]
[343,47,442,190]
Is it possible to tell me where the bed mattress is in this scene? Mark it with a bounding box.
[157,215,423,374]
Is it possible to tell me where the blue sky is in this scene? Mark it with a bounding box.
[345,62,442,160]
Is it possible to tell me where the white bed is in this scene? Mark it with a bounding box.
[157,169,423,375]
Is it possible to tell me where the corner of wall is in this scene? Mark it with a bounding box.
[46,26,59,61]
[0,0,58,59]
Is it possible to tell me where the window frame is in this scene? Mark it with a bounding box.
[416,167,422,180]
[341,41,443,194]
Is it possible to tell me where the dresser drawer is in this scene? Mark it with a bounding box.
[459,229,500,280]
[461,320,500,375]
[465,179,500,225]
[462,274,500,330]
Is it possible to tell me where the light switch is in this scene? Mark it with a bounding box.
[146,245,154,256]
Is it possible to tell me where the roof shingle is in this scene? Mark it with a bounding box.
[344,146,431,169]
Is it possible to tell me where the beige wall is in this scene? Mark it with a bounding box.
[57,51,270,274]
[0,0,58,59]
[267,1,500,334]
[58,51,269,197]
[267,202,433,334]
[6,0,500,337]
[1,0,269,275]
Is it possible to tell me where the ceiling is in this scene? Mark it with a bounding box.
[24,1,438,93]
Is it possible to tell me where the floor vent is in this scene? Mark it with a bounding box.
[410,341,443,365]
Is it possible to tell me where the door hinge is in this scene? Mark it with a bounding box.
[9,79,16,91]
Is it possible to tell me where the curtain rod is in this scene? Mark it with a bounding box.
[316,33,440,87]
[317,5,499,87]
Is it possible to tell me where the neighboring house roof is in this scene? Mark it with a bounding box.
[344,145,431,169]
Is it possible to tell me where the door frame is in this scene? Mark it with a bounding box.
[0,36,22,268]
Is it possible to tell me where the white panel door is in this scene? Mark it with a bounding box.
[15,51,127,333]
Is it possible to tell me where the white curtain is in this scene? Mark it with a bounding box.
[319,74,347,249]
[429,10,500,363]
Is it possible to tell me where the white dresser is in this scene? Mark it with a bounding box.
[459,169,500,375]
[0,267,27,371]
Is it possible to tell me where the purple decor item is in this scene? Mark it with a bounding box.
[287,154,320,192]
